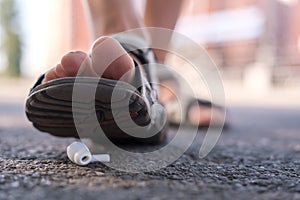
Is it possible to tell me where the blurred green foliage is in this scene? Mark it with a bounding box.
[0,0,22,77]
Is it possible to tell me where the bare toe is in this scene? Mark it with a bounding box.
[91,36,134,81]
[44,51,97,82]
[44,36,135,84]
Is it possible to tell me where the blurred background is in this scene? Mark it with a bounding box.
[0,0,300,108]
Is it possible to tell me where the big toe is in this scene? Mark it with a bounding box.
[91,36,134,81]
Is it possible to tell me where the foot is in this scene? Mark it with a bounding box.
[44,35,224,127]
[187,103,224,127]
[44,36,135,83]
[159,80,225,127]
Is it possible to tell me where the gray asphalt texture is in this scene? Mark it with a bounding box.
[0,102,300,200]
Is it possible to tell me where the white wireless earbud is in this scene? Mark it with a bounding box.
[67,141,110,166]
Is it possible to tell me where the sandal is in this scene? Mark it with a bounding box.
[158,69,226,128]
[25,35,168,144]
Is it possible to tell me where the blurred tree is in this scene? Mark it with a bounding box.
[0,0,22,77]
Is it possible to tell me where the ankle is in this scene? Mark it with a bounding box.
[92,13,143,39]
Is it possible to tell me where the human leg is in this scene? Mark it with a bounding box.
[87,0,143,38]
[27,0,168,141]
[144,0,224,127]
[38,0,223,130]
[144,0,183,62]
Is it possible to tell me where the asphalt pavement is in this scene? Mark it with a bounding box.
[0,79,299,200]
